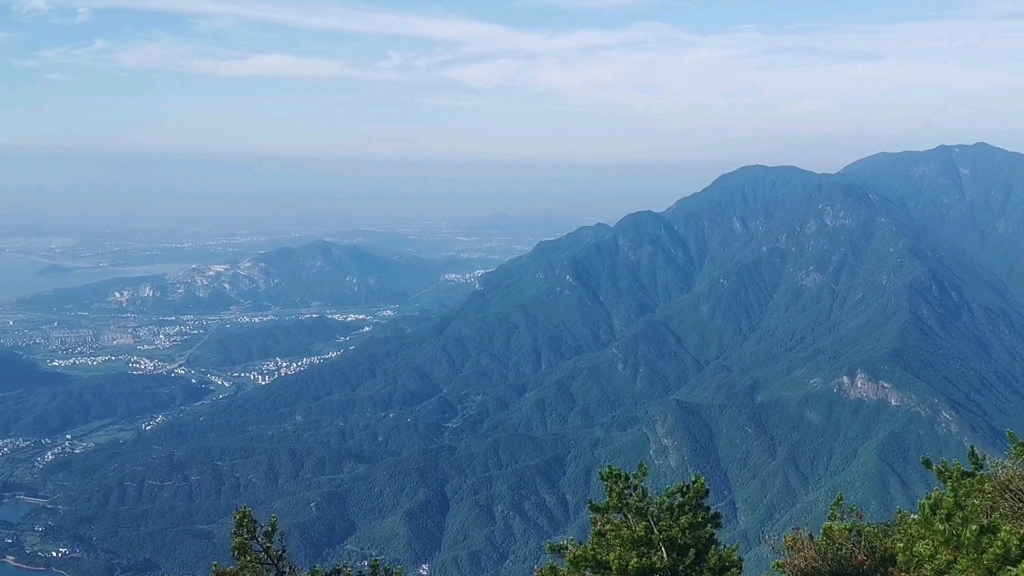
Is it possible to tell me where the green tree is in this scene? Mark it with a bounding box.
[771,494,897,576]
[212,506,403,576]
[894,435,1024,576]
[773,431,1024,576]
[536,462,742,576]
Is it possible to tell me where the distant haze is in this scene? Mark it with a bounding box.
[4,137,1022,226]
[4,0,1024,224]
[0,149,739,225]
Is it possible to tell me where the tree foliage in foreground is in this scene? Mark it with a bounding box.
[212,433,1024,576]
[771,495,897,576]
[211,506,403,576]
[536,462,742,576]
[774,431,1024,576]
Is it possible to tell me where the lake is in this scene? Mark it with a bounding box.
[0,561,66,576]
[0,252,184,303]
[0,499,68,576]
[0,500,33,524]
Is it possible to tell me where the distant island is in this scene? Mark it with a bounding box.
[34,264,78,277]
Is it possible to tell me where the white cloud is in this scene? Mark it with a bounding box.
[33,0,1024,138]
[416,91,486,107]
[12,0,95,23]
[433,18,1024,111]
[61,0,520,43]
[45,71,74,80]
[42,38,404,79]
[19,0,52,14]
[56,0,681,55]
[535,0,657,8]
[182,53,399,79]
[39,38,109,63]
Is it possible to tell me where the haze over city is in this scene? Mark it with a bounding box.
[3,2,1024,576]
[3,0,1024,221]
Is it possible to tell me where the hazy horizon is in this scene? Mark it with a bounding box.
[3,138,1021,226]
[4,0,1024,226]
[4,2,1024,573]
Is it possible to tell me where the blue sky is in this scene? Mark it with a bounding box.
[2,0,1024,165]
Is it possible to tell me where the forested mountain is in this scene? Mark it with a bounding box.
[12,241,478,314]
[842,143,1024,303]
[0,350,72,392]
[0,352,210,438]
[28,144,1024,576]
[188,316,372,369]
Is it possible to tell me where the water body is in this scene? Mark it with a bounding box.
[0,561,66,576]
[0,252,183,303]
[0,499,33,524]
[0,499,67,576]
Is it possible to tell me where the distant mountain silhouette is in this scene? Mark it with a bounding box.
[31,144,1024,576]
[14,240,478,314]
[34,263,77,276]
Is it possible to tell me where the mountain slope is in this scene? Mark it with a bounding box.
[0,351,210,439]
[30,146,1024,576]
[13,241,477,314]
[0,351,72,392]
[188,316,371,369]
[842,142,1024,302]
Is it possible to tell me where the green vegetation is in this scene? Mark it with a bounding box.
[217,436,1024,576]
[771,496,897,576]
[536,463,741,576]
[17,144,1024,576]
[842,143,1024,305]
[212,507,402,576]
[0,352,209,437]
[190,316,368,369]
[774,432,1024,576]
[0,350,71,391]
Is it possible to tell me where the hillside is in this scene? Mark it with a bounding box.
[12,241,479,314]
[0,350,72,392]
[25,144,1024,576]
[188,316,372,369]
[842,143,1024,303]
[0,351,211,447]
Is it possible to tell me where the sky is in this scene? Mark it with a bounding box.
[1,0,1024,221]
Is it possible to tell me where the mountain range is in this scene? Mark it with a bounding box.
[0,351,210,442]
[15,143,1024,576]
[12,241,484,314]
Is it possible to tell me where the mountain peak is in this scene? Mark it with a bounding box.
[25,143,1024,576]
[840,142,1020,173]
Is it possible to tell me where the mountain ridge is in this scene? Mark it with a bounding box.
[841,142,1024,302]
[19,143,1024,576]
[11,240,481,314]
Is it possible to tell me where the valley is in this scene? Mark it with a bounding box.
[0,217,587,575]
[7,0,1020,571]
[2,144,1024,576]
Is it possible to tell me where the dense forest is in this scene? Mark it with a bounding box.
[217,434,1024,576]
[13,143,1024,576]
